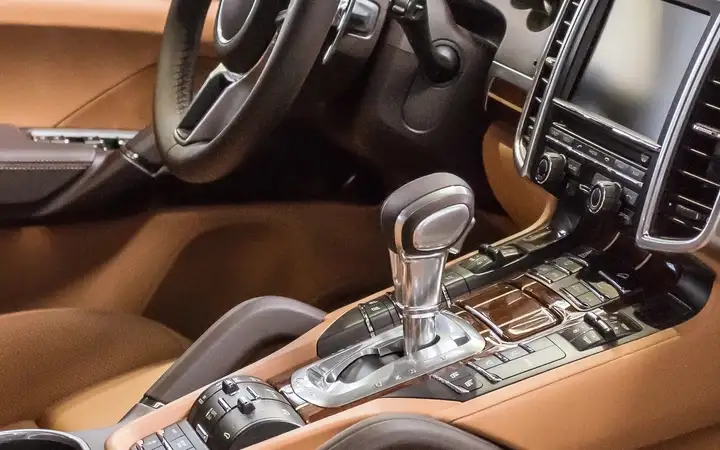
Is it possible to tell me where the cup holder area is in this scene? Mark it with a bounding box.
[0,430,89,450]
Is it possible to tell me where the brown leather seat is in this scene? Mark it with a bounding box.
[0,308,190,431]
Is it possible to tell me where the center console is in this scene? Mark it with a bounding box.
[101,169,711,450]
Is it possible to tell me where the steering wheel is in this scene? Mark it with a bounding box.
[154,0,340,183]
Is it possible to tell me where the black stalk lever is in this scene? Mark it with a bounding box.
[389,0,460,83]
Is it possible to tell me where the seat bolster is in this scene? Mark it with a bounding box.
[0,308,189,427]
[40,361,175,432]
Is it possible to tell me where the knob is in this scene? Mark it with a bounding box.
[380,173,475,355]
[534,152,566,185]
[587,181,622,215]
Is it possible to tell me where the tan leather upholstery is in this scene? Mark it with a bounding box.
[0,420,38,431]
[0,309,189,427]
[41,361,175,432]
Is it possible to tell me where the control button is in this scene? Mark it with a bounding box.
[559,132,574,146]
[237,395,256,414]
[584,312,616,339]
[577,291,604,308]
[460,254,495,274]
[454,373,484,392]
[246,383,287,403]
[168,437,192,450]
[383,297,401,325]
[364,299,386,317]
[571,330,604,351]
[369,309,394,333]
[623,188,639,207]
[549,127,562,138]
[588,281,620,300]
[619,209,635,226]
[194,425,209,443]
[586,147,601,159]
[430,374,468,394]
[587,181,622,216]
[559,323,593,342]
[230,375,265,385]
[499,347,530,361]
[487,346,566,380]
[532,264,568,283]
[534,152,566,185]
[217,397,231,413]
[163,425,184,442]
[222,379,239,395]
[141,434,163,450]
[472,355,504,370]
[627,166,645,181]
[613,158,630,173]
[442,271,470,298]
[436,365,475,383]
[567,158,582,176]
[606,314,639,339]
[564,282,589,298]
[599,152,614,167]
[553,257,583,274]
[640,153,651,166]
[527,337,554,352]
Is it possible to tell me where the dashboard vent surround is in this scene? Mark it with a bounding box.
[651,57,720,240]
[519,0,581,152]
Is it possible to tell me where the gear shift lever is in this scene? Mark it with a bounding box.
[381,173,475,355]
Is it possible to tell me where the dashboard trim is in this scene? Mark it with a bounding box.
[513,0,592,178]
[636,12,720,253]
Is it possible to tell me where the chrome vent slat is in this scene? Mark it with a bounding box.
[514,0,584,174]
[649,48,720,241]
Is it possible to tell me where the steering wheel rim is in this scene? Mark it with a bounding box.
[154,0,340,183]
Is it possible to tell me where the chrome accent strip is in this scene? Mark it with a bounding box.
[552,99,659,150]
[357,304,376,337]
[513,0,591,176]
[489,61,534,92]
[323,0,357,64]
[636,14,720,252]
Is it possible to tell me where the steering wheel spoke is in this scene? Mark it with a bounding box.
[154,0,341,182]
[175,38,273,145]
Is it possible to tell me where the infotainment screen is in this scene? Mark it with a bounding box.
[571,0,710,143]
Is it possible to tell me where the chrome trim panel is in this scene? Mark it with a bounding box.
[489,61,533,92]
[291,312,486,408]
[636,14,720,252]
[513,0,591,176]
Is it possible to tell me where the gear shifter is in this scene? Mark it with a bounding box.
[292,173,484,408]
[381,173,475,355]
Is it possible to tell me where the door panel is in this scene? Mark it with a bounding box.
[0,1,216,129]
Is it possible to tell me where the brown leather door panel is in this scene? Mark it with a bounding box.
[0,1,216,129]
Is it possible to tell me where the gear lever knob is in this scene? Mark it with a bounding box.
[380,173,475,355]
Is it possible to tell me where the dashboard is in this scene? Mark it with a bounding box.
[491,0,720,253]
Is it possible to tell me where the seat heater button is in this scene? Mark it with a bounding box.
[141,434,163,450]
[472,355,503,370]
[553,257,583,274]
[560,323,593,342]
[168,436,192,450]
[499,347,529,361]
[454,373,484,392]
[163,425,184,442]
[435,364,475,383]
[565,282,589,298]
[578,291,604,307]
[571,330,604,351]
[527,337,554,352]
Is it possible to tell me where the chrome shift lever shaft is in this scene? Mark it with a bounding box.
[381,173,475,355]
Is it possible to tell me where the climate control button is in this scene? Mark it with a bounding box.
[587,181,622,215]
[534,152,566,185]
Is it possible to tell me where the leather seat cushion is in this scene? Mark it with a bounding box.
[0,308,189,428]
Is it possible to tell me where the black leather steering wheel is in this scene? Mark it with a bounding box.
[154,0,340,183]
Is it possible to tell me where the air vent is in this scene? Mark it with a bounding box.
[519,0,581,151]
[651,57,720,240]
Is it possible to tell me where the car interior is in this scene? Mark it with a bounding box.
[1,0,719,448]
